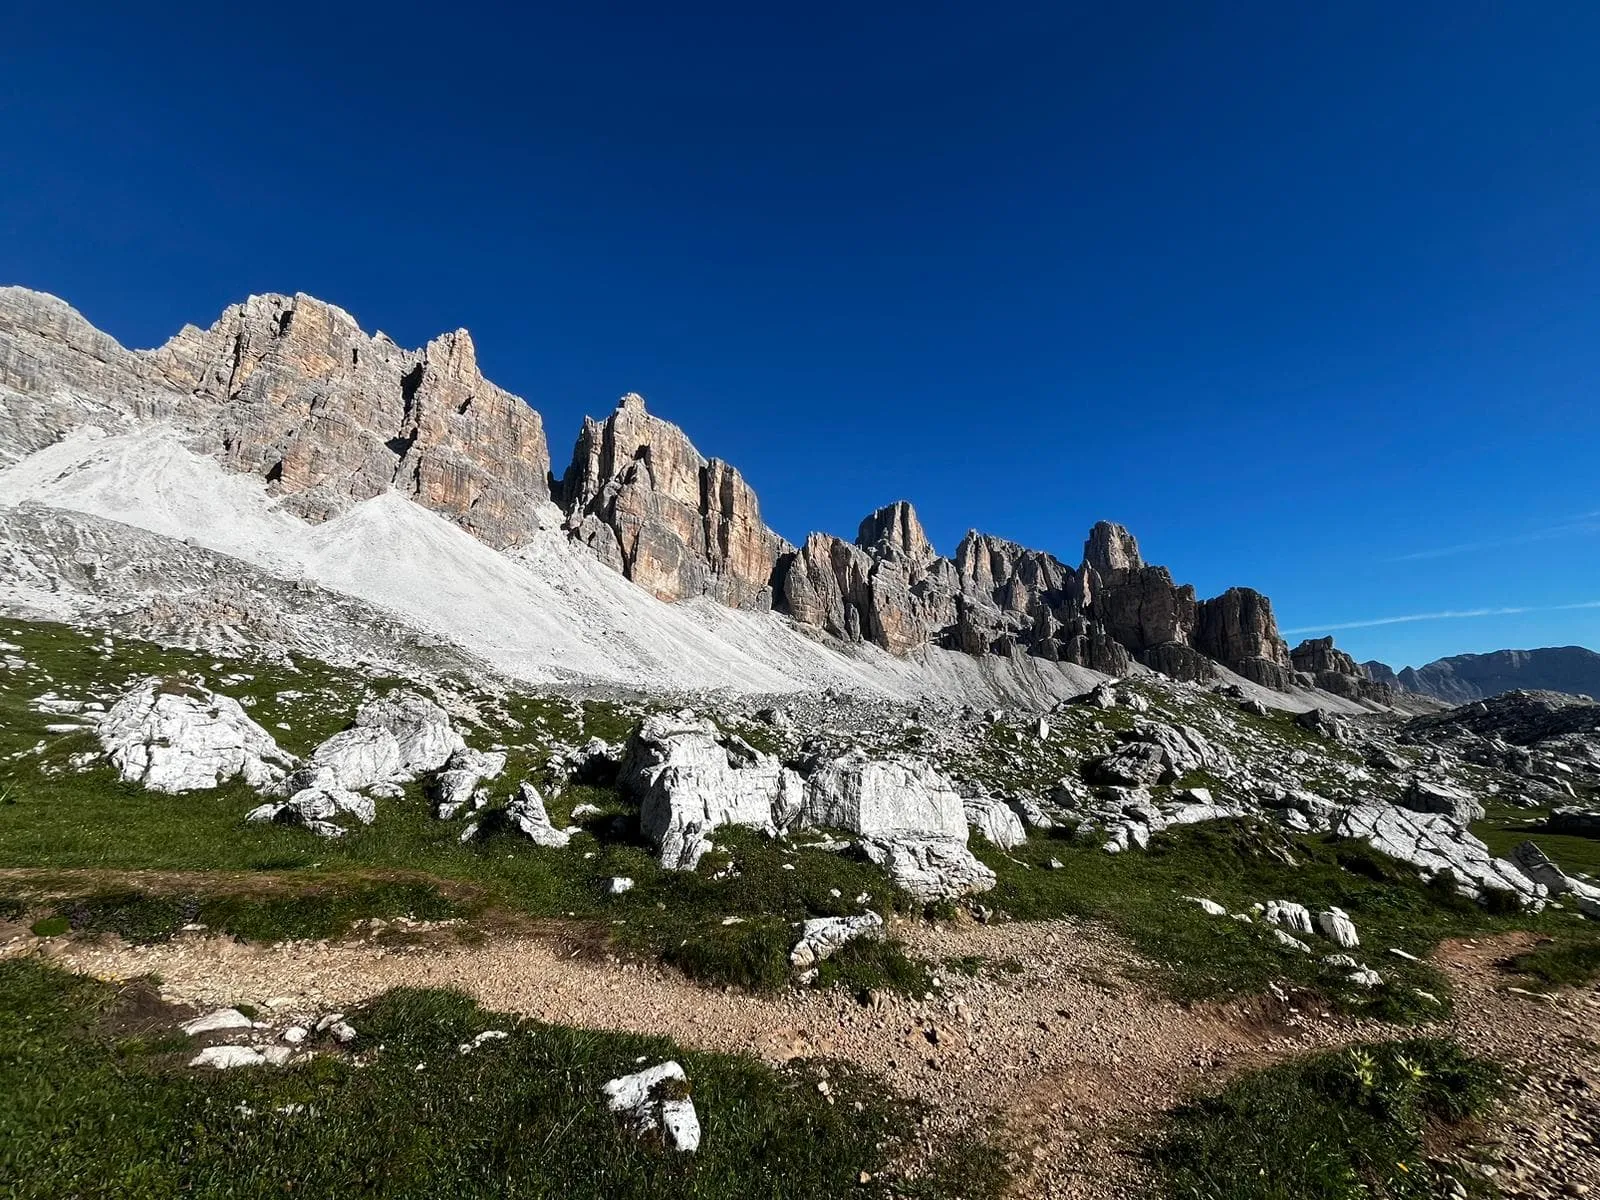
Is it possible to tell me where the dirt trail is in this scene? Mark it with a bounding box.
[7,920,1596,1198]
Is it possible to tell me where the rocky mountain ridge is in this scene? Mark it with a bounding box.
[0,284,1384,704]
[1365,647,1600,705]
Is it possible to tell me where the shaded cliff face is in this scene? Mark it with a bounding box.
[1291,636,1394,704]
[770,512,1296,689]
[1372,647,1600,704]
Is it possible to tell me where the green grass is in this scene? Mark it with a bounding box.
[1502,935,1600,987]
[1151,1037,1501,1200]
[4,616,1593,1010]
[0,958,1007,1200]
[0,619,932,994]
[36,881,466,944]
[977,819,1583,1020]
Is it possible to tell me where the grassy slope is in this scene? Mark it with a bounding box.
[0,958,1002,1200]
[4,617,1597,1008]
[1151,1037,1502,1200]
[0,620,924,993]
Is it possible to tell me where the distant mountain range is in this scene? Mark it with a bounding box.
[1363,647,1600,705]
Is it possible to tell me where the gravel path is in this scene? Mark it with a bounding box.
[8,919,1596,1198]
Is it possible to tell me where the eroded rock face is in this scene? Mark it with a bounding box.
[1193,587,1293,688]
[153,293,552,546]
[0,288,189,465]
[619,712,803,869]
[773,513,1300,690]
[100,677,293,792]
[5,284,1329,695]
[561,394,788,609]
[0,288,553,545]
[1291,637,1395,704]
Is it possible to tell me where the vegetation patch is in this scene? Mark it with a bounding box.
[1502,935,1600,988]
[977,819,1587,1020]
[1152,1037,1502,1200]
[0,958,1007,1200]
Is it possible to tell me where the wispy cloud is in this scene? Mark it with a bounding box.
[1388,512,1600,562]
[1282,600,1600,635]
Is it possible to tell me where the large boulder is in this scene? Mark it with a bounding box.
[99,677,293,793]
[964,795,1028,850]
[294,726,402,792]
[1397,777,1485,825]
[1331,804,1541,905]
[801,751,969,841]
[862,836,996,902]
[619,712,803,869]
[1508,842,1600,918]
[353,691,464,776]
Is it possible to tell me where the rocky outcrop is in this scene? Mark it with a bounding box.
[618,712,803,868]
[1292,637,1395,704]
[1328,804,1543,905]
[1193,587,1293,688]
[153,293,552,546]
[561,394,788,609]
[0,288,188,465]
[99,676,293,793]
[774,512,1303,690]
[3,284,1333,696]
[0,287,553,546]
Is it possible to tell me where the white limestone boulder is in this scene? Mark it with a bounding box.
[355,690,464,775]
[431,747,508,819]
[1315,906,1360,948]
[503,782,574,848]
[620,712,802,870]
[1508,841,1600,918]
[100,677,293,793]
[190,1045,265,1069]
[789,912,883,970]
[862,836,996,902]
[602,1062,701,1153]
[964,795,1028,851]
[801,751,968,841]
[1331,804,1542,906]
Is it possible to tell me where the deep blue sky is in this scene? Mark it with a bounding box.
[4,2,1598,668]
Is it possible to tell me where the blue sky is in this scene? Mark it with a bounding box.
[4,2,1597,669]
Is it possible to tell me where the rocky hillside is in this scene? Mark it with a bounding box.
[1366,647,1600,704]
[0,284,1390,707]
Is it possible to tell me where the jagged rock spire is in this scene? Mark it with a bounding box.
[560,393,788,610]
[856,501,935,563]
[1082,521,1144,576]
